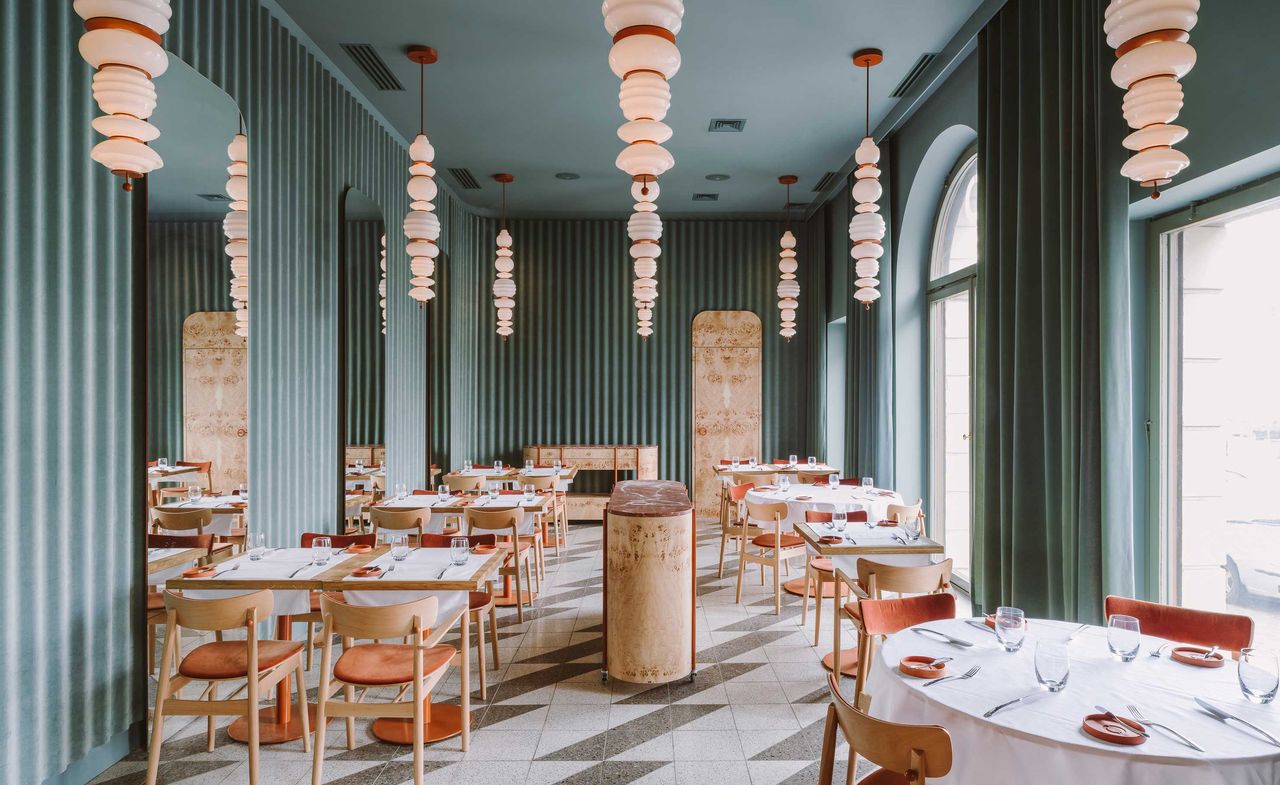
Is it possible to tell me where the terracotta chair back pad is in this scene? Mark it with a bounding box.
[300,531,377,548]
[1104,595,1254,653]
[857,558,953,597]
[858,592,957,637]
[442,474,485,491]
[370,507,425,531]
[148,532,215,554]
[153,508,214,532]
[164,588,274,632]
[728,482,755,502]
[320,594,439,640]
[804,510,869,524]
[826,673,952,778]
[419,533,498,549]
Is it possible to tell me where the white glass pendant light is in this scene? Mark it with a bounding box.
[1104,0,1198,198]
[379,234,388,335]
[603,0,684,339]
[492,174,516,340]
[74,0,173,190]
[403,46,440,306]
[849,49,885,309]
[224,129,249,338]
[777,176,799,341]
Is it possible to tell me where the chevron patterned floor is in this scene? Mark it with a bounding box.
[93,523,953,785]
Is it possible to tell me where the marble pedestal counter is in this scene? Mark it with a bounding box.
[603,480,696,684]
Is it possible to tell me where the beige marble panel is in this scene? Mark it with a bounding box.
[182,312,247,491]
[691,311,762,520]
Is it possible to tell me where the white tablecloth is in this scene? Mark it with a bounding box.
[147,547,202,586]
[744,484,904,526]
[154,495,245,536]
[180,548,359,616]
[147,466,200,489]
[801,520,936,571]
[377,494,545,535]
[515,467,574,491]
[342,548,489,621]
[867,617,1280,784]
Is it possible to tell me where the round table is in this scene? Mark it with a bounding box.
[867,617,1280,784]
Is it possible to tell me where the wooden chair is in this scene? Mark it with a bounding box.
[311,595,455,785]
[294,532,378,670]
[156,486,191,506]
[151,507,214,535]
[370,505,428,544]
[718,482,761,578]
[443,473,486,492]
[818,672,952,785]
[797,470,834,484]
[466,507,536,624]
[847,579,955,705]
[733,471,777,487]
[421,532,502,699]
[177,459,214,490]
[1104,595,1254,654]
[144,533,216,674]
[518,473,567,555]
[147,590,309,785]
[736,500,806,615]
[799,510,868,645]
[885,499,924,528]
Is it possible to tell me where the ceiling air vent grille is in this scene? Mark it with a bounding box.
[447,168,481,190]
[785,201,810,211]
[339,44,403,91]
[707,118,746,133]
[692,193,720,202]
[811,171,839,193]
[196,193,231,202]
[890,53,937,98]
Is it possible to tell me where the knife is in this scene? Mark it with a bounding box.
[1093,706,1149,738]
[1196,697,1280,747]
[964,619,996,635]
[912,627,974,648]
[984,690,1043,718]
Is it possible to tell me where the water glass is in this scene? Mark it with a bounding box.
[731,456,741,470]
[355,459,364,473]
[788,454,798,467]
[779,474,790,491]
[748,456,758,468]
[390,534,410,561]
[861,476,874,489]
[524,459,534,471]
[488,487,499,502]
[395,482,407,500]
[1239,648,1279,704]
[994,606,1026,652]
[188,484,204,502]
[312,536,332,566]
[438,484,451,502]
[450,537,470,565]
[553,459,562,471]
[828,473,840,490]
[1035,639,1071,692]
[248,533,266,560]
[463,458,473,472]
[237,483,249,499]
[523,483,536,502]
[901,512,922,541]
[494,459,503,471]
[158,457,169,469]
[807,456,817,467]
[1107,614,1141,662]
[832,507,847,533]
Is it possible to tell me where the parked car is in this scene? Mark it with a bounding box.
[1225,518,1280,602]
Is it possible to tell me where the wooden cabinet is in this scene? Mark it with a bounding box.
[522,444,658,520]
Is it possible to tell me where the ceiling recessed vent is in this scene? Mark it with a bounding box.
[196,193,231,202]
[339,44,403,91]
[447,167,481,190]
[692,193,720,202]
[811,171,839,192]
[890,53,937,98]
[707,118,746,133]
[785,201,810,211]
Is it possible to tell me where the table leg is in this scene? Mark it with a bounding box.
[228,614,317,744]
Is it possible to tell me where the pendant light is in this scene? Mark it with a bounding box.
[492,174,516,340]
[379,234,388,335]
[849,48,885,309]
[603,0,684,340]
[1104,0,1198,199]
[224,125,249,338]
[74,0,173,191]
[777,176,799,341]
[403,45,440,306]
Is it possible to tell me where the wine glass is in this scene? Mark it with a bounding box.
[450,537,470,566]
[1239,648,1279,704]
[390,534,410,561]
[807,456,817,468]
[1107,614,1141,662]
[1035,639,1070,692]
[523,483,535,502]
[438,484,451,502]
[312,536,332,566]
[248,533,266,561]
[994,607,1026,652]
[832,506,847,533]
[788,454,798,467]
[828,473,840,490]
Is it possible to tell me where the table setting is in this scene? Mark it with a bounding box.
[153,490,248,535]
[865,615,1280,784]
[338,542,497,608]
[745,478,904,526]
[173,544,362,615]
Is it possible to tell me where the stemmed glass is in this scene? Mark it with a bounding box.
[994,606,1026,652]
[1107,614,1142,661]
[450,537,470,566]
[311,536,332,566]
[1035,639,1070,692]
[1239,648,1279,704]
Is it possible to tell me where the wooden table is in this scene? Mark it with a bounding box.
[712,462,840,477]
[147,547,208,575]
[167,546,504,750]
[147,465,201,488]
[422,493,553,606]
[154,499,248,515]
[790,520,944,677]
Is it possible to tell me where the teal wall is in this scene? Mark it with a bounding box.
[344,219,385,445]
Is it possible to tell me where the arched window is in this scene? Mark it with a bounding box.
[927,152,978,589]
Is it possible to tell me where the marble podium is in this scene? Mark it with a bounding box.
[602,480,696,684]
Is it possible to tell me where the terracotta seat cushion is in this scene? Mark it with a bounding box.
[468,591,492,610]
[842,601,863,621]
[179,640,304,680]
[333,643,454,686]
[811,557,834,572]
[751,532,805,549]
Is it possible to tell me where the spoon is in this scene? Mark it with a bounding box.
[1149,642,1172,659]
[1199,645,1220,662]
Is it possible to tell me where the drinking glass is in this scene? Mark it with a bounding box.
[355,459,364,474]
[778,474,790,491]
[523,484,536,502]
[188,484,204,502]
[901,512,922,541]
[450,536,470,565]
[158,457,168,469]
[494,459,503,471]
[488,487,499,502]
[832,507,847,533]
[553,459,562,472]
[237,483,249,499]
[861,476,874,489]
[463,458,473,472]
[248,533,266,560]
[395,482,407,500]
[807,456,817,468]
[748,456,758,468]
[524,458,534,471]
[390,534,410,561]
[312,536,332,566]
[731,456,741,470]
[828,473,840,490]
[994,606,1026,652]
[438,484,451,502]
[1107,614,1141,662]
[1239,648,1280,704]
[1035,639,1070,692]
[788,454,798,467]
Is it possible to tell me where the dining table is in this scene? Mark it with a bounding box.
[153,494,248,536]
[147,546,211,576]
[865,617,1280,784]
[146,464,201,489]
[167,544,503,750]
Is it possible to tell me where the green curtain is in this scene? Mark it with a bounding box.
[343,219,385,445]
[973,0,1134,622]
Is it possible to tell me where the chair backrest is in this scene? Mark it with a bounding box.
[147,532,215,556]
[886,499,924,523]
[734,472,777,486]
[857,559,953,598]
[517,473,558,491]
[858,592,957,637]
[838,478,864,486]
[369,506,425,533]
[464,508,520,537]
[419,532,497,549]
[299,531,377,548]
[804,510,869,524]
[826,673,952,781]
[319,593,438,640]
[177,460,213,489]
[443,473,485,491]
[796,471,831,484]
[728,482,755,502]
[152,508,214,533]
[1103,595,1254,653]
[745,501,789,528]
[164,589,273,632]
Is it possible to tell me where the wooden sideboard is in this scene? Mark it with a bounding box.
[522,444,658,520]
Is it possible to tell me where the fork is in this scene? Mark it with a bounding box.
[211,563,240,579]
[378,564,396,579]
[1126,703,1205,752]
[923,665,980,687]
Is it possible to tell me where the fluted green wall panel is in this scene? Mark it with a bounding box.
[344,219,385,445]
[148,221,232,461]
[2,3,137,782]
[436,218,827,491]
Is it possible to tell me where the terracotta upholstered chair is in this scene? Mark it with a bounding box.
[800,510,868,646]
[147,590,309,785]
[421,532,501,698]
[736,500,806,615]
[818,673,953,785]
[717,482,761,578]
[1104,595,1254,654]
[145,533,216,674]
[371,505,428,544]
[466,507,536,623]
[310,595,455,785]
[295,532,377,670]
[851,590,956,705]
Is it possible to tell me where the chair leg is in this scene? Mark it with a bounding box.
[801,564,812,626]
[773,554,782,616]
[514,561,525,625]
[476,610,488,700]
[344,684,357,750]
[305,622,314,671]
[717,529,728,578]
[817,704,838,785]
[412,680,425,785]
[247,674,261,785]
[813,575,824,647]
[489,604,500,668]
[311,687,328,785]
[145,635,175,785]
[295,660,311,753]
[846,747,857,785]
[147,622,155,674]
[207,682,217,752]
[734,547,747,604]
